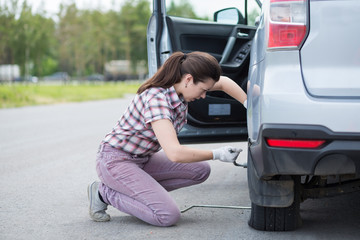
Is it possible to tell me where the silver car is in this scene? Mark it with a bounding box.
[247,0,360,231]
[147,0,360,231]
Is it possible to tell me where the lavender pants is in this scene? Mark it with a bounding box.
[96,144,211,227]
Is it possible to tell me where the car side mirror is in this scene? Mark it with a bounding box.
[214,7,243,24]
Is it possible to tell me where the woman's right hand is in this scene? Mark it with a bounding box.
[212,146,242,163]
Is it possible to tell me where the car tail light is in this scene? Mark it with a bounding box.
[266,138,325,148]
[268,0,308,49]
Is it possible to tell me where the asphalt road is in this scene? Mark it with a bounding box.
[1,95,359,240]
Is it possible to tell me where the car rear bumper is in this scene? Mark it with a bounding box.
[250,124,360,179]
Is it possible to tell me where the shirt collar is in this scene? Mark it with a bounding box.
[167,86,187,109]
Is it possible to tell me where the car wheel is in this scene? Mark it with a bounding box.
[248,176,302,231]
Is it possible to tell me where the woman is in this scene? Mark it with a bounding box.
[88,51,247,226]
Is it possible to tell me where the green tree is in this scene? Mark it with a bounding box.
[0,0,152,78]
[85,9,124,75]
[167,0,205,20]
[17,8,56,77]
[248,8,261,26]
[0,0,18,65]
[103,9,125,61]
[57,3,84,76]
[0,0,56,77]
[119,0,150,72]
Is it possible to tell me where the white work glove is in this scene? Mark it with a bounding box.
[212,146,242,163]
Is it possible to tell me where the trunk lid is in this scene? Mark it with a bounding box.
[300,0,360,98]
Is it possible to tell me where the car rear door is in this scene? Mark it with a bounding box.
[147,0,261,143]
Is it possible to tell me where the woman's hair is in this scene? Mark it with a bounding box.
[137,51,221,94]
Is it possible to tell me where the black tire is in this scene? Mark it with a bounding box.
[248,176,302,231]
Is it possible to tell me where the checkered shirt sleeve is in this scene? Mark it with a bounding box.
[102,87,187,156]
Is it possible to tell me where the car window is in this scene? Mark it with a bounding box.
[165,0,261,26]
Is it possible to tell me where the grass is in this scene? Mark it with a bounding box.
[0,81,142,108]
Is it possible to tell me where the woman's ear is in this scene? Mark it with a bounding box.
[185,74,193,85]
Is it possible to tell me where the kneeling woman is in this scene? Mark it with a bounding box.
[88,51,247,226]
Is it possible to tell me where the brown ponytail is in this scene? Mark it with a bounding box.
[137,51,221,94]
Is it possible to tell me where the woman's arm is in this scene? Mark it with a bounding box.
[211,76,247,105]
[151,119,241,163]
[151,119,213,163]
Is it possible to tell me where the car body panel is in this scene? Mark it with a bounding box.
[250,124,360,178]
[248,0,360,145]
[247,0,360,211]
[301,0,360,98]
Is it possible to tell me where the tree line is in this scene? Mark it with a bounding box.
[0,0,151,78]
[1,0,255,79]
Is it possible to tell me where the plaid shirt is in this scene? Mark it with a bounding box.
[102,86,188,156]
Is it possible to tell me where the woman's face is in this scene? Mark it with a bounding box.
[182,75,216,102]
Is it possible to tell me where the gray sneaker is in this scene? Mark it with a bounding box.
[87,181,110,222]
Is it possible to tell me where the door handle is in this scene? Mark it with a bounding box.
[237,32,249,38]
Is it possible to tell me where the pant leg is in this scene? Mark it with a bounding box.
[143,151,211,191]
[96,146,180,227]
